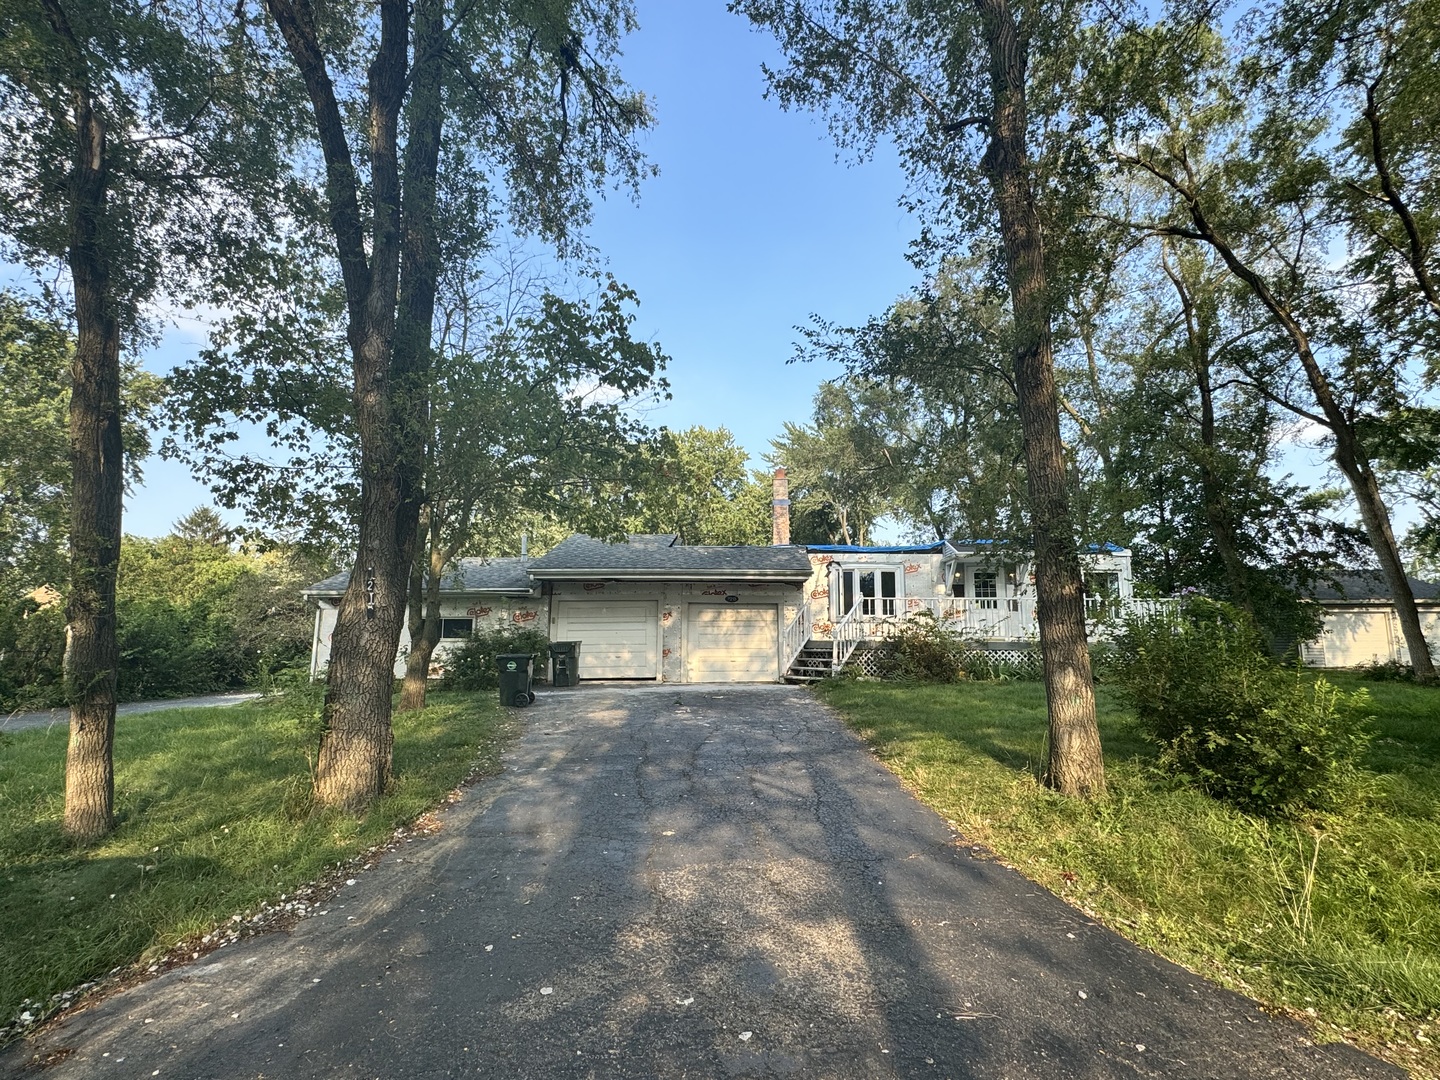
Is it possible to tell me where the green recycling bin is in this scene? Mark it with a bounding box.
[549,641,582,687]
[496,653,535,707]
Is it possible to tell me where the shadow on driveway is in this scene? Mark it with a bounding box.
[2,685,1400,1079]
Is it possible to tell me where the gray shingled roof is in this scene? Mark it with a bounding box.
[1306,571,1440,602]
[526,534,813,579]
[626,533,679,548]
[302,557,535,597]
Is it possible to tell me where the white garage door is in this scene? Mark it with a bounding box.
[556,600,659,679]
[685,605,778,683]
[1325,610,1395,667]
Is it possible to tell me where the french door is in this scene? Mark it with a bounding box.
[839,566,902,618]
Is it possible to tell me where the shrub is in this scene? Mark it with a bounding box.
[441,626,550,691]
[1358,658,1423,683]
[0,598,65,710]
[1107,597,1374,815]
[876,610,965,682]
[115,597,250,700]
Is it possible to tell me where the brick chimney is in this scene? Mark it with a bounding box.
[771,467,791,546]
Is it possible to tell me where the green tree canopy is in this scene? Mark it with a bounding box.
[626,426,771,546]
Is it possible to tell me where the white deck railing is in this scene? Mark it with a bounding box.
[822,595,1175,671]
[831,600,866,670]
[781,599,812,674]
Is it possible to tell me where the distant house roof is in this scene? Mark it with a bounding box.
[1306,571,1440,603]
[526,534,813,582]
[302,557,536,598]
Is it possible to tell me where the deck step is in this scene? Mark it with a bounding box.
[785,639,834,683]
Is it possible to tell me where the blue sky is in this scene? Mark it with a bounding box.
[122,1,924,538]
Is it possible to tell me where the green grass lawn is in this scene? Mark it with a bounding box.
[0,690,510,1032]
[815,673,1440,1078]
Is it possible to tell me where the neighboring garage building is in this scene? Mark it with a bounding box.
[1301,571,1440,669]
[527,534,813,683]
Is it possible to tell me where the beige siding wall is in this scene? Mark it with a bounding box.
[800,549,1135,639]
[1306,604,1440,668]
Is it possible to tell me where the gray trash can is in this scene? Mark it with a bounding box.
[549,641,582,687]
[496,653,535,707]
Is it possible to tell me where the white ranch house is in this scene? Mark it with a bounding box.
[302,471,1437,684]
[302,470,1156,684]
[301,535,1143,684]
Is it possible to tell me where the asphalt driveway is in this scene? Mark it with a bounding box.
[2,684,1397,1078]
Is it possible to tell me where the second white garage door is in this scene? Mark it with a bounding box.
[556,600,659,679]
[685,604,779,683]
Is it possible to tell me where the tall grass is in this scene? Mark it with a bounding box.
[0,690,509,1029]
[816,674,1440,1077]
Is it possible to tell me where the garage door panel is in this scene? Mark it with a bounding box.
[1326,611,1393,667]
[557,600,658,679]
[686,605,778,682]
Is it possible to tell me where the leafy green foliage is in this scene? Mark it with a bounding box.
[876,610,965,682]
[1107,598,1374,814]
[795,265,1029,545]
[625,426,769,545]
[115,598,250,700]
[441,627,551,692]
[873,613,1044,683]
[0,0,294,325]
[0,526,321,711]
[0,597,65,710]
[0,293,162,600]
[1359,659,1426,684]
[769,379,905,546]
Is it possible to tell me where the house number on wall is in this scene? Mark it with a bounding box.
[725,595,739,603]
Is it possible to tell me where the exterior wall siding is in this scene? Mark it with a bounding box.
[311,594,546,679]
[800,548,1135,641]
[1307,604,1440,668]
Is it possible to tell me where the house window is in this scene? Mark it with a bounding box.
[440,618,474,639]
[951,568,965,597]
[1084,572,1120,599]
[974,571,998,610]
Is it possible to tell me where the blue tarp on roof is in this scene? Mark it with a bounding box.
[804,543,948,554]
[808,540,1129,555]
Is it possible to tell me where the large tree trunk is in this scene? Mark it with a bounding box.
[267,0,449,809]
[974,0,1104,795]
[317,352,416,806]
[52,16,123,842]
[392,0,447,719]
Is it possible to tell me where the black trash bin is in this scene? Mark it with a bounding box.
[548,641,582,687]
[496,652,535,707]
